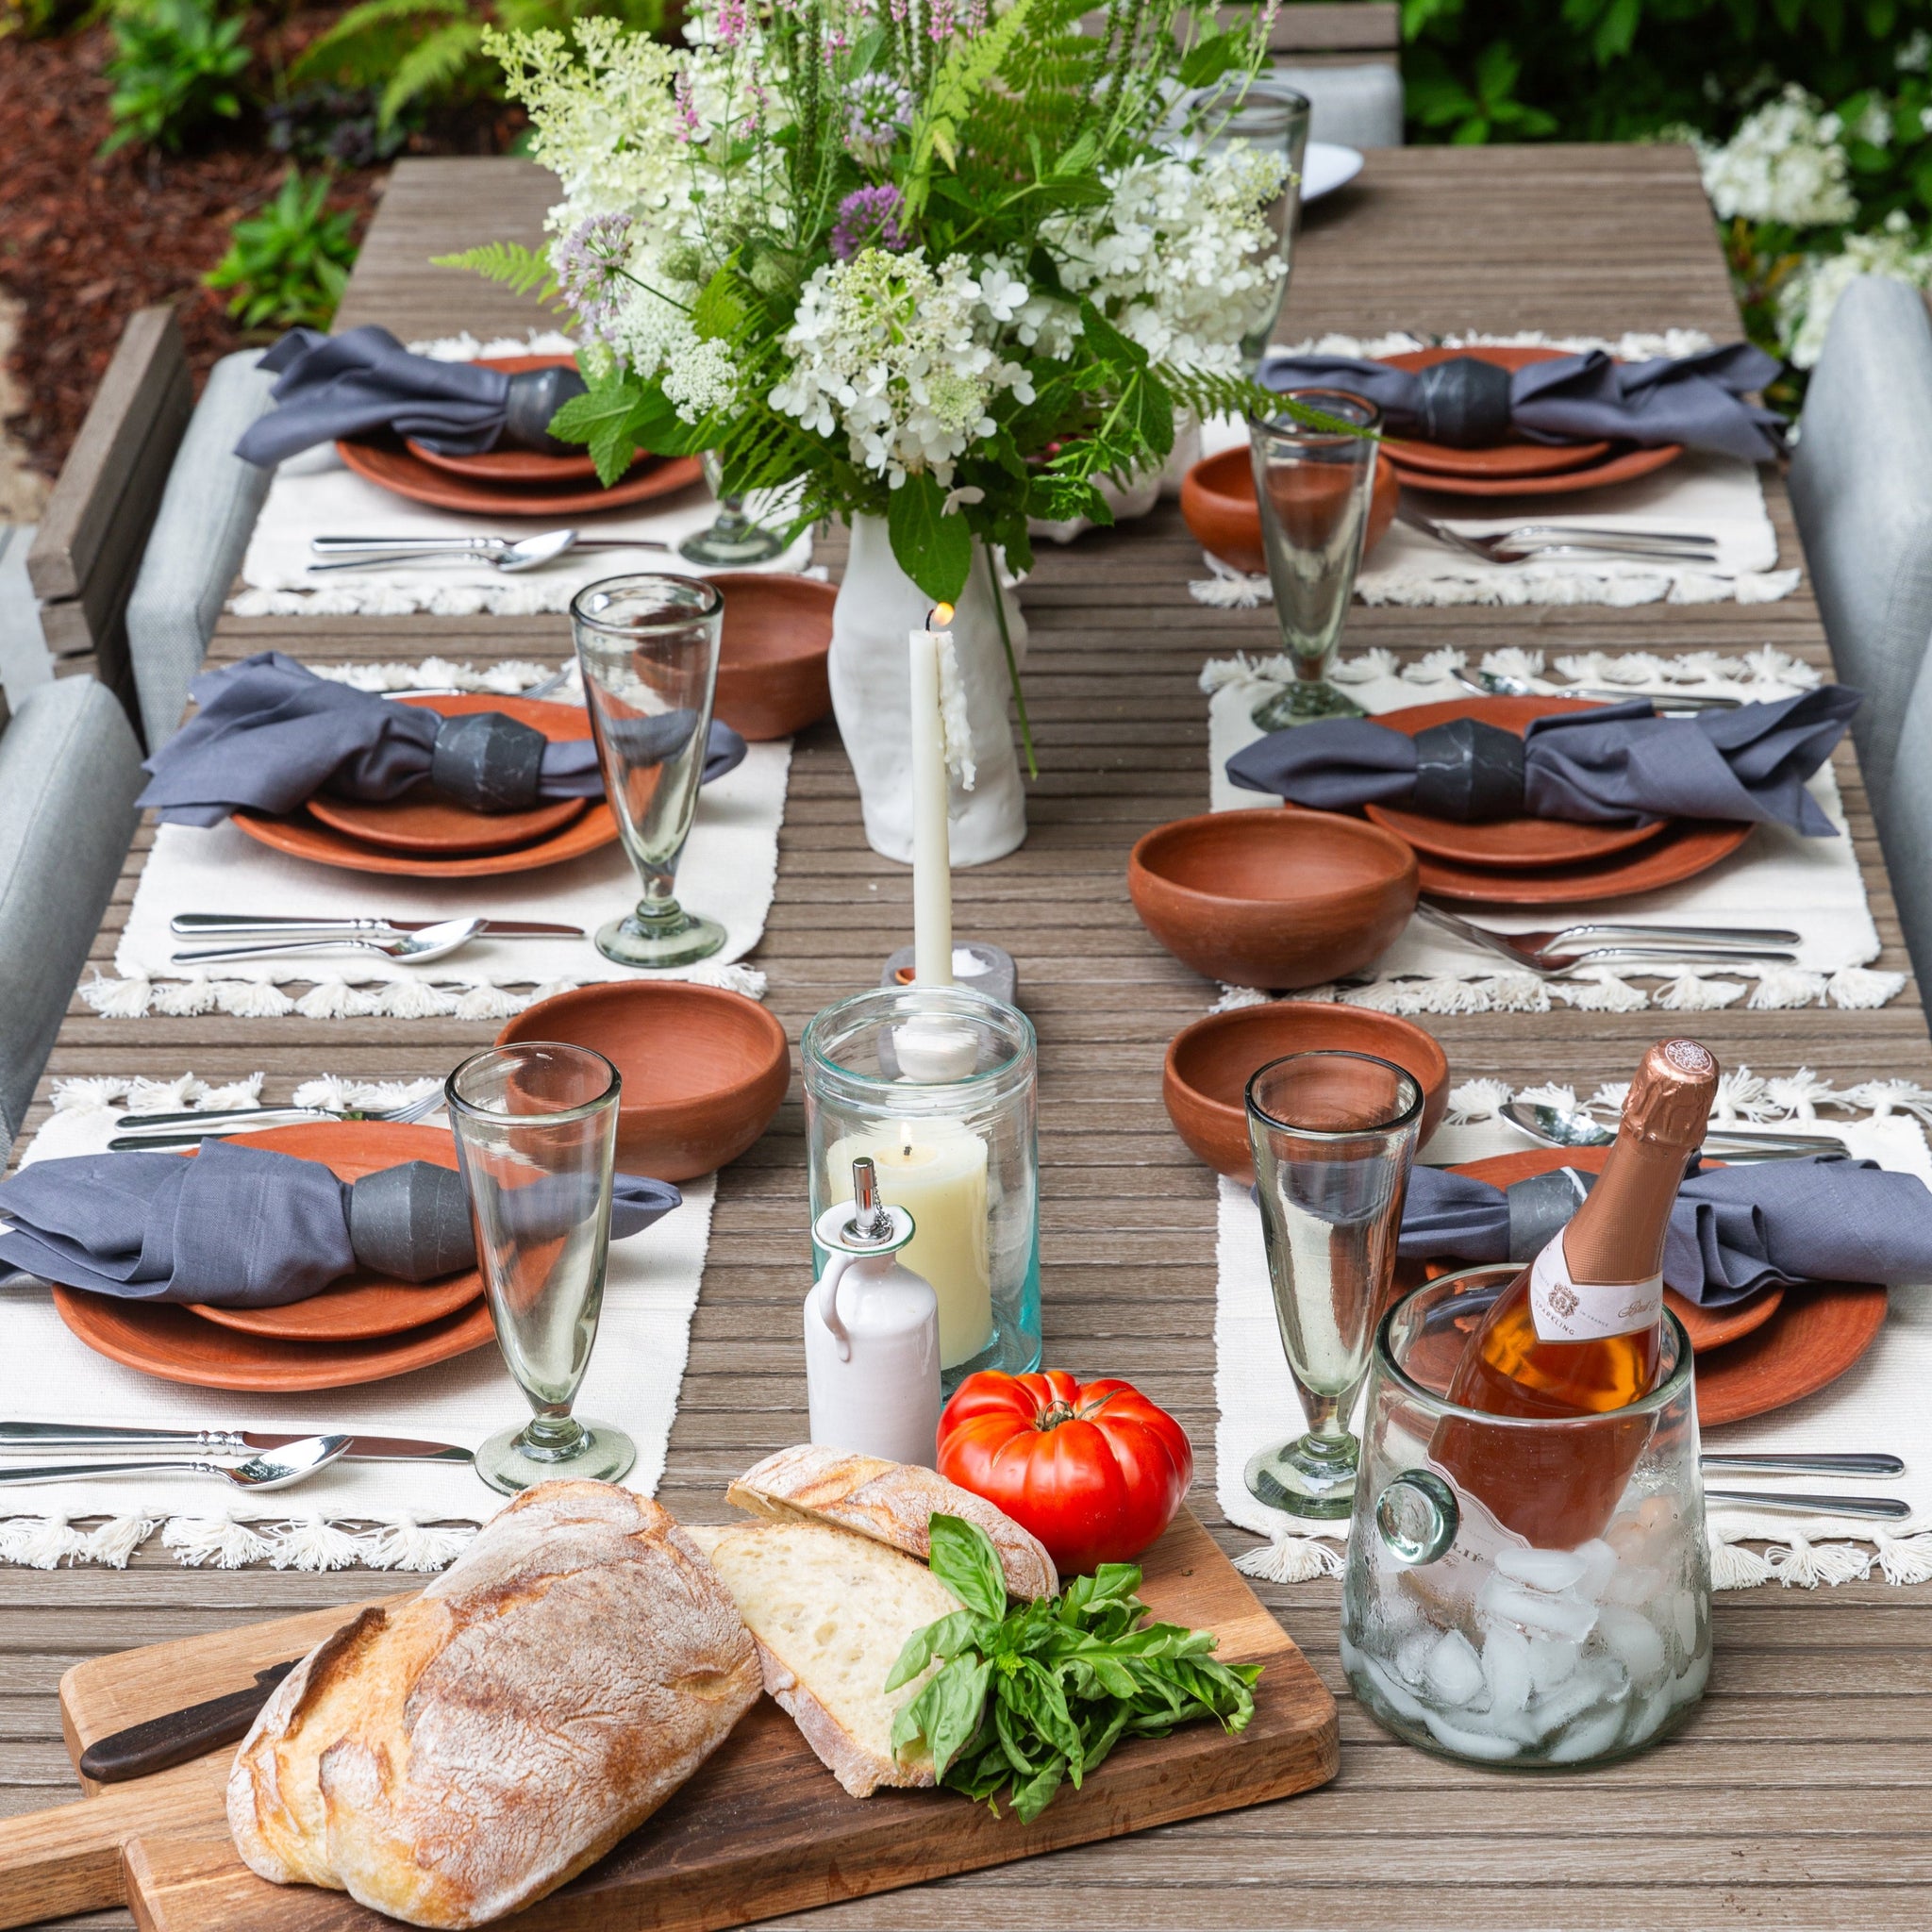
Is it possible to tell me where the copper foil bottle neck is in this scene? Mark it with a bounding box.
[1619,1039,1721,1149]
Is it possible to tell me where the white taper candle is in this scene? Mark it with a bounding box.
[910,603,955,988]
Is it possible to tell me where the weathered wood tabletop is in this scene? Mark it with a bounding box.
[7,144,1930,1929]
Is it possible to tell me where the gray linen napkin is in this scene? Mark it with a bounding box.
[1397,1158,1932,1306]
[1224,689,1858,838]
[0,1140,680,1307]
[137,652,745,827]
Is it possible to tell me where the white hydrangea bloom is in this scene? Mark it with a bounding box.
[770,250,1036,485]
[1696,86,1857,227]
[1777,226,1932,368]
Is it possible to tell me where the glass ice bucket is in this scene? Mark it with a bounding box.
[1341,1264,1711,1769]
[803,984,1041,1391]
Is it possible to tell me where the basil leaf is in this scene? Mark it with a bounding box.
[922,1653,994,1780]
[1017,1657,1086,1770]
[927,1513,1008,1623]
[884,1607,983,1691]
[1008,1753,1066,1824]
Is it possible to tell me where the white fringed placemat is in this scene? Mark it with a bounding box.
[0,1074,716,1572]
[86,658,791,1021]
[1201,644,1904,1015]
[1219,1075,1932,1591]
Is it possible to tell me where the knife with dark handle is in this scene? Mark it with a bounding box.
[78,1660,301,1783]
[0,1423,472,1463]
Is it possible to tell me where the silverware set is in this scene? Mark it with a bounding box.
[0,1424,474,1489]
[1696,1451,1909,1521]
[1418,903,1800,975]
[108,1087,445,1150]
[1398,506,1721,568]
[167,911,584,968]
[1500,1095,1848,1162]
[1451,661,1744,713]
[308,529,667,575]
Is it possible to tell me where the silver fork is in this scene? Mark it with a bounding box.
[1451,663,1743,713]
[108,1086,444,1150]
[1417,903,1800,974]
[1397,507,1719,565]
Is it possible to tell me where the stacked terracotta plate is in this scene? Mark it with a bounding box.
[1320,692,1754,907]
[52,1123,499,1393]
[1377,345,1683,500]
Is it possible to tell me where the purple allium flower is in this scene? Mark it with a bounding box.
[829,185,908,261]
[843,72,910,154]
[552,212,635,347]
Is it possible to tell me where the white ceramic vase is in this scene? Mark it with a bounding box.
[828,513,1028,865]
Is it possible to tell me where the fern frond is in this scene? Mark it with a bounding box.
[378,17,484,124]
[430,239,562,306]
[291,0,464,87]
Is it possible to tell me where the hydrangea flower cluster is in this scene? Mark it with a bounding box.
[1777,212,1932,367]
[1696,86,1857,228]
[772,249,1036,485]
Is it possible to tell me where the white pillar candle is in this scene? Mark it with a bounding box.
[909,605,955,989]
[827,1117,992,1370]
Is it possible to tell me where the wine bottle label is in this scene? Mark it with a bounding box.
[1528,1234,1661,1343]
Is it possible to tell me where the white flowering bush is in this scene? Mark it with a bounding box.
[1776,214,1932,367]
[444,0,1295,609]
[1697,87,1857,227]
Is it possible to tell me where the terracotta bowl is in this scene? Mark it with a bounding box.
[1127,808,1418,990]
[1179,443,1400,575]
[496,982,791,1181]
[1164,1002,1450,1182]
[711,572,836,741]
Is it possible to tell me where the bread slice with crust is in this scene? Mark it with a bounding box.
[726,1443,1058,1600]
[682,1519,958,1798]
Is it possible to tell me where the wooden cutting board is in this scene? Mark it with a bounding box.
[1,1510,1337,1932]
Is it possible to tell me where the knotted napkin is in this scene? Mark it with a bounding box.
[1258,343,1785,463]
[1398,1157,1932,1307]
[0,1140,680,1307]
[1225,688,1858,837]
[138,652,746,827]
[234,326,589,470]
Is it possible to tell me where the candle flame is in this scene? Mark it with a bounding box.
[926,603,955,630]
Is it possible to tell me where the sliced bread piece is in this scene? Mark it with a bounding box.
[726,1443,1058,1601]
[682,1520,959,1798]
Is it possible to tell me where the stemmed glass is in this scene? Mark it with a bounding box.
[1249,390,1380,730]
[446,1041,632,1494]
[571,572,726,968]
[1244,1049,1422,1519]
[678,451,787,565]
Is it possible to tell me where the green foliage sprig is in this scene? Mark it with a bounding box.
[205,167,358,328]
[885,1515,1261,1824]
[101,0,251,156]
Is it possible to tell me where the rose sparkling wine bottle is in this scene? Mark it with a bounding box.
[1433,1038,1720,1548]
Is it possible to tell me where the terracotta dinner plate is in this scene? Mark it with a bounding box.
[181,1122,481,1342]
[1388,441,1684,500]
[401,356,608,484]
[1379,346,1613,480]
[303,693,594,856]
[1363,694,1670,870]
[337,438,702,518]
[1445,1147,1883,1424]
[1407,815,1752,907]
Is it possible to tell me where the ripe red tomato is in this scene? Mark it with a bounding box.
[936,1370,1194,1574]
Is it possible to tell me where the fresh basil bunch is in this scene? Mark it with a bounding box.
[886,1513,1262,1824]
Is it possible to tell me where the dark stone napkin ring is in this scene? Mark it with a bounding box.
[430,710,547,812]
[504,365,589,457]
[1504,1168,1595,1263]
[347,1161,475,1283]
[1409,718,1526,821]
[1414,357,1515,448]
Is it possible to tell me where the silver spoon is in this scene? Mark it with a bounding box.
[0,1433,352,1490]
[1451,663,1742,713]
[172,916,486,967]
[308,528,584,575]
[1501,1098,1848,1160]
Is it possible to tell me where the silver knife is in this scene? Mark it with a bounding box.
[0,1423,472,1464]
[170,914,583,940]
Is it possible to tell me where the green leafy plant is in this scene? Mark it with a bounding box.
[101,0,252,155]
[884,1516,1261,1824]
[204,168,359,328]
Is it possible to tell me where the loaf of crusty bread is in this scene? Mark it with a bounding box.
[226,1481,760,1929]
[683,1520,956,1797]
[726,1443,1058,1600]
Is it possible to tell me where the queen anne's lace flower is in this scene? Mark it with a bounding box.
[662,335,741,421]
[1696,86,1857,227]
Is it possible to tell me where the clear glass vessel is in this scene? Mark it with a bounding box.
[1342,1265,1712,1770]
[570,572,725,968]
[1244,1049,1422,1518]
[678,451,788,565]
[445,1041,633,1494]
[803,984,1040,1391]
[1248,390,1379,729]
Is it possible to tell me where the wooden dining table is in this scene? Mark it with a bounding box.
[7,142,1931,1930]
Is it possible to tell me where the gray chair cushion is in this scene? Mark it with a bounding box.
[125,348,275,751]
[0,524,51,712]
[1878,629,1932,992]
[0,676,142,1153]
[1790,276,1932,820]
[1271,60,1405,149]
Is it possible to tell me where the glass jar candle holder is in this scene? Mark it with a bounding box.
[804,984,1041,1391]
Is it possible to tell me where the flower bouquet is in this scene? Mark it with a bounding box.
[447,0,1293,859]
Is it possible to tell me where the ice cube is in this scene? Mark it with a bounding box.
[1424,1628,1486,1707]
[1421,1707,1523,1762]
[1482,1626,1534,1717]
[1601,1560,1665,1607]
[1594,1603,1668,1687]
[1668,1590,1700,1656]
[1668,1650,1711,1708]
[1547,1696,1633,1764]
[1395,1628,1437,1690]
[1527,1636,1579,1693]
[1344,1640,1429,1723]
[1494,1545,1587,1593]
[1571,1538,1618,1603]
[1477,1574,1599,1641]
[1625,1681,1674,1748]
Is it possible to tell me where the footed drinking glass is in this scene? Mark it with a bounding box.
[678,451,787,565]
[1245,1049,1422,1518]
[447,1041,632,1493]
[571,573,725,968]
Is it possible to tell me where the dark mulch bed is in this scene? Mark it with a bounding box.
[1,21,517,479]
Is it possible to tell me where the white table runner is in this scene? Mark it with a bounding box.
[0,1077,716,1571]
